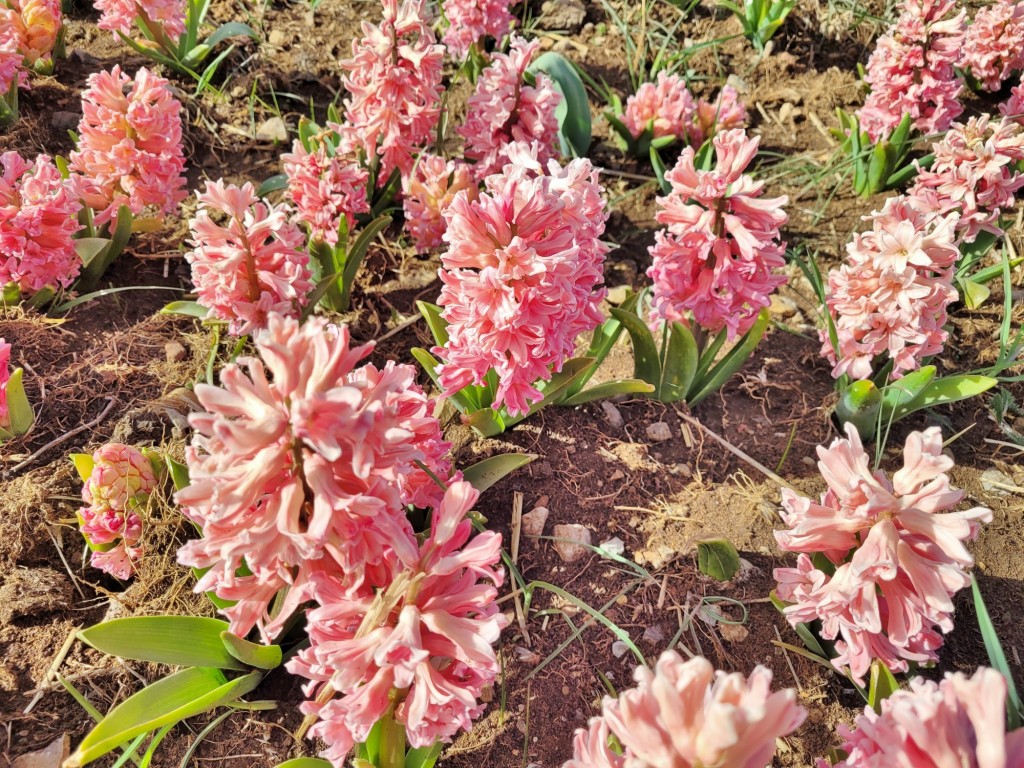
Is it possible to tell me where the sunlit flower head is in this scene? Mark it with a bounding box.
[622,71,696,143]
[441,0,514,59]
[962,0,1024,91]
[283,138,369,247]
[0,0,61,69]
[401,153,476,252]
[93,0,186,42]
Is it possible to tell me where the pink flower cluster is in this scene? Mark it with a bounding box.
[77,443,158,580]
[622,71,747,147]
[401,153,475,252]
[909,115,1024,243]
[340,0,444,182]
[647,129,788,339]
[829,667,1024,768]
[823,195,959,381]
[459,36,561,180]
[774,424,991,685]
[434,143,608,415]
[282,138,369,247]
[962,0,1024,92]
[185,180,312,337]
[288,480,505,760]
[1001,83,1024,123]
[0,151,82,294]
[441,0,514,59]
[69,66,187,227]
[176,314,456,641]
[0,38,19,97]
[856,0,965,141]
[93,0,186,42]
[565,651,806,768]
[0,338,10,430]
[0,0,62,70]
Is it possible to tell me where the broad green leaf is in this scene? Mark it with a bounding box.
[160,300,210,319]
[567,291,638,398]
[417,301,449,347]
[353,719,383,763]
[220,632,282,670]
[180,43,212,68]
[889,112,913,150]
[834,379,882,438]
[273,760,334,768]
[880,366,936,414]
[559,378,654,406]
[866,141,888,195]
[256,173,289,197]
[867,660,899,710]
[959,277,991,310]
[406,743,443,768]
[462,453,537,493]
[339,215,392,310]
[465,407,507,437]
[610,307,661,389]
[79,617,246,670]
[301,270,341,321]
[75,238,112,267]
[165,456,190,491]
[206,21,258,46]
[696,539,741,581]
[659,321,699,402]
[67,668,261,767]
[893,374,997,420]
[70,453,96,483]
[3,368,34,435]
[972,576,1022,728]
[528,52,591,158]
[688,310,769,406]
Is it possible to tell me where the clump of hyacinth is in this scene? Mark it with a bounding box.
[647,129,788,339]
[774,424,991,685]
[962,0,1024,92]
[856,0,965,141]
[1001,83,1024,123]
[0,338,10,430]
[434,142,608,416]
[441,0,514,59]
[184,180,312,337]
[823,195,959,381]
[909,115,1024,243]
[289,480,505,761]
[828,667,1024,767]
[565,651,806,768]
[93,0,185,42]
[76,443,158,580]
[0,37,20,96]
[402,153,475,252]
[282,138,369,247]
[621,73,747,148]
[340,0,444,182]
[0,0,61,70]
[459,36,561,180]
[176,314,456,641]
[69,66,187,227]
[691,85,747,146]
[0,151,82,294]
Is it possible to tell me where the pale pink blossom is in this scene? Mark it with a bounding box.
[459,36,561,180]
[282,138,369,247]
[647,128,788,338]
[441,0,514,59]
[0,0,61,69]
[340,0,444,182]
[90,541,144,580]
[690,85,748,146]
[0,39,20,96]
[909,115,1024,242]
[93,0,186,42]
[1001,83,1024,123]
[823,195,959,381]
[774,424,991,684]
[78,505,144,579]
[962,0,1024,91]
[434,143,608,416]
[401,153,475,252]
[622,71,696,143]
[565,652,806,768]
[830,667,1024,768]
[289,481,506,761]
[0,338,10,430]
[184,180,312,337]
[857,0,965,141]
[0,151,82,294]
[176,314,455,641]
[69,66,187,227]
[81,442,158,511]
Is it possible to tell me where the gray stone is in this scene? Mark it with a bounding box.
[552,524,591,562]
[645,421,673,442]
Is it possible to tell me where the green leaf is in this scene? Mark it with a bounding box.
[339,215,392,310]
[889,112,913,150]
[559,378,655,406]
[650,145,671,194]
[462,453,537,493]
[161,300,210,319]
[273,760,334,768]
[866,659,900,710]
[769,592,831,660]
[610,307,661,390]
[75,206,134,292]
[417,301,449,347]
[219,632,282,670]
[972,576,1022,729]
[959,277,991,310]
[834,379,882,438]
[180,43,212,68]
[70,453,96,483]
[696,538,741,581]
[659,321,699,402]
[206,21,258,46]
[165,456,190,491]
[410,348,481,415]
[3,368,34,436]
[66,668,261,767]
[256,173,289,198]
[527,52,592,158]
[880,365,936,414]
[688,310,770,406]
[892,374,997,420]
[79,617,247,670]
[406,743,443,768]
[866,141,888,195]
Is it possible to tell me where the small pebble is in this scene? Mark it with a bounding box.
[611,640,630,658]
[599,536,625,556]
[552,524,592,562]
[165,341,187,363]
[255,116,288,142]
[521,506,549,538]
[646,421,673,442]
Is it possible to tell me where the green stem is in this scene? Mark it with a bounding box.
[379,707,406,768]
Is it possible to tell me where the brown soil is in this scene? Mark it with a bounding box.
[3,0,1024,767]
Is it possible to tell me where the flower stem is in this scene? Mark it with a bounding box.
[379,706,406,768]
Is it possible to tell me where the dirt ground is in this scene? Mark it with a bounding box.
[2,0,1024,766]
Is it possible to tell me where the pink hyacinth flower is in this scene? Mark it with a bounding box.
[0,151,82,294]
[0,338,10,430]
[690,85,748,146]
[82,442,158,511]
[459,36,562,180]
[434,142,608,416]
[401,153,475,252]
[93,0,186,42]
[340,0,444,182]
[441,0,514,59]
[185,180,313,337]
[176,314,455,641]
[830,667,1024,767]
[856,0,965,141]
[962,0,1024,92]
[909,115,1024,243]
[823,194,959,381]
[565,652,806,768]
[288,480,507,762]
[622,71,696,143]
[0,0,61,69]
[647,128,788,338]
[69,66,187,227]
[1001,83,1024,124]
[0,39,20,96]
[774,424,991,684]
[90,541,144,580]
[282,138,369,247]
